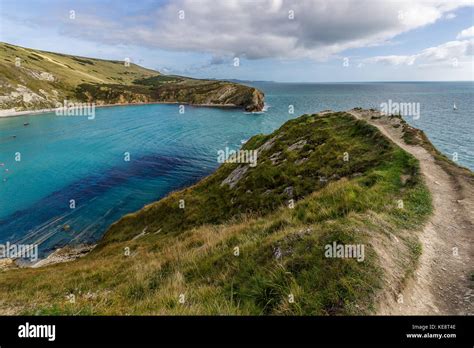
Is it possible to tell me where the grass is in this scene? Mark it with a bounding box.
[398,114,474,185]
[73,79,262,110]
[0,42,263,111]
[0,112,432,315]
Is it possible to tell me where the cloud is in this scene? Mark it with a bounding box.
[457,26,474,39]
[54,0,472,60]
[365,38,473,68]
[444,13,456,20]
[367,26,474,68]
[367,55,417,66]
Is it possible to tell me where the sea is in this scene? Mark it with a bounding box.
[0,81,472,257]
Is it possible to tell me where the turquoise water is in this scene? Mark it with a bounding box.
[0,82,472,256]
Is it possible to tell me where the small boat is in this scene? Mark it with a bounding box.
[23,122,30,126]
[453,103,457,111]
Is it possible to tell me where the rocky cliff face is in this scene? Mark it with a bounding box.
[0,42,265,112]
[151,81,264,111]
[73,81,265,111]
[227,87,264,112]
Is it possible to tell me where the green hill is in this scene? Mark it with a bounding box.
[0,111,433,315]
[0,42,264,112]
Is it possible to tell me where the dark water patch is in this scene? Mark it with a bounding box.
[0,152,211,256]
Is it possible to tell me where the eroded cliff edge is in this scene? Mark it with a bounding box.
[0,42,265,112]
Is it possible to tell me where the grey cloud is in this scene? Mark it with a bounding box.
[42,0,474,60]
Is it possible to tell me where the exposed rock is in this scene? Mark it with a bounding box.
[295,157,308,165]
[244,88,265,112]
[132,226,148,240]
[148,83,265,112]
[269,151,282,165]
[257,136,278,153]
[31,244,95,268]
[283,186,294,197]
[273,247,283,260]
[8,85,46,104]
[0,258,15,271]
[0,42,265,112]
[221,165,249,189]
[26,69,55,81]
[288,139,307,152]
[272,245,293,259]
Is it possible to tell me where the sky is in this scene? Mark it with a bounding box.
[0,0,473,82]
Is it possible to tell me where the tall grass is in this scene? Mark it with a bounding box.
[0,112,432,315]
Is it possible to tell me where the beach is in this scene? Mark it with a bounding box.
[0,108,57,118]
[0,101,242,118]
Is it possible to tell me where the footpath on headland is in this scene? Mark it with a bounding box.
[348,108,473,315]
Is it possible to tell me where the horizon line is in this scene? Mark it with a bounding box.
[2,41,473,84]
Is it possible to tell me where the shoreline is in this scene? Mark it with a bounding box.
[5,109,472,267]
[0,244,96,270]
[1,108,472,316]
[0,101,248,118]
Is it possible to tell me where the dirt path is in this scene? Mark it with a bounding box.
[347,109,473,315]
[32,51,107,83]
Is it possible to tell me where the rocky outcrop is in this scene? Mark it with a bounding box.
[31,244,95,268]
[229,87,264,112]
[221,165,249,188]
[0,42,265,112]
[73,80,265,112]
[148,80,264,111]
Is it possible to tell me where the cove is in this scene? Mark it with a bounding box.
[1,81,472,258]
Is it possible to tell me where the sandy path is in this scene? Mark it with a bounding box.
[32,52,107,83]
[347,109,473,315]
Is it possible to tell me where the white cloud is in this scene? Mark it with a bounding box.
[367,55,417,66]
[365,39,473,69]
[457,26,474,39]
[58,0,472,61]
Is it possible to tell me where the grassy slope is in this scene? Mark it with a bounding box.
[0,42,157,108]
[0,42,264,111]
[0,112,431,315]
